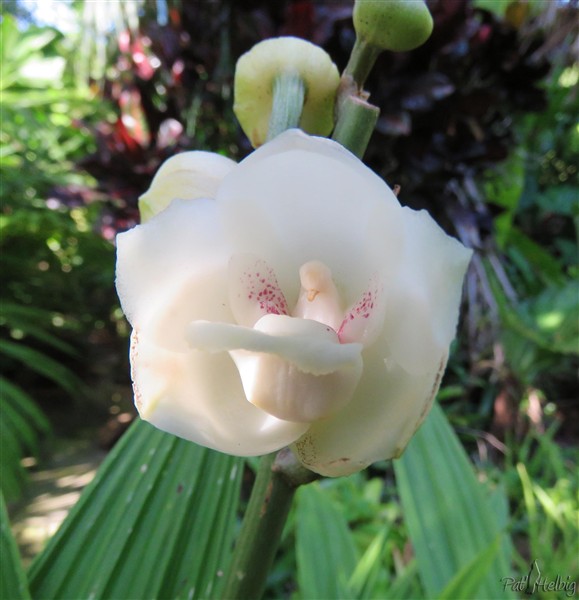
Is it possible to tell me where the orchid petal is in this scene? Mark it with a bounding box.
[131,331,308,455]
[379,208,472,375]
[292,350,447,477]
[116,198,229,328]
[216,129,404,310]
[138,151,236,221]
[187,315,362,376]
[338,273,386,347]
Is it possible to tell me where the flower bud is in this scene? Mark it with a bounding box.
[234,37,340,147]
[353,0,433,52]
[138,151,235,222]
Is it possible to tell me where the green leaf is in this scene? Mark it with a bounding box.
[28,419,243,599]
[0,378,51,435]
[348,528,389,599]
[0,378,50,501]
[507,227,566,287]
[0,16,60,91]
[295,483,359,599]
[438,535,502,600]
[0,490,31,600]
[526,279,579,354]
[0,340,83,397]
[537,185,579,217]
[386,560,423,600]
[0,419,29,503]
[0,303,77,356]
[483,148,525,247]
[394,403,513,599]
[486,260,579,360]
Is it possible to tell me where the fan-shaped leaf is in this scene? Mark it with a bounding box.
[28,419,243,599]
[394,403,513,599]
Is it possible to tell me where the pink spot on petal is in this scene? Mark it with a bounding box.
[231,256,289,323]
[338,274,385,346]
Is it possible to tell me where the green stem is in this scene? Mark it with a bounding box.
[343,37,381,90]
[221,451,317,600]
[266,71,306,141]
[332,94,380,158]
[333,34,382,157]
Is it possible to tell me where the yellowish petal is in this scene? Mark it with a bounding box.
[138,151,236,221]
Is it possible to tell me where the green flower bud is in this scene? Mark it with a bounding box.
[234,37,340,147]
[353,0,433,52]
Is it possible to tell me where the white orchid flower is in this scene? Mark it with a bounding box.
[116,129,471,477]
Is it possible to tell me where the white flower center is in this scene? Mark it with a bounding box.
[188,255,385,423]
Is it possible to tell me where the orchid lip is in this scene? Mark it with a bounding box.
[187,314,364,423]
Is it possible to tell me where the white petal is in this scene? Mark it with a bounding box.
[216,129,404,310]
[138,151,236,221]
[121,220,306,454]
[116,198,229,328]
[131,331,308,455]
[292,350,447,477]
[380,208,472,375]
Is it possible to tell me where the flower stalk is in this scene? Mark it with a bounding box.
[343,37,382,91]
[220,451,318,600]
[266,72,306,141]
[332,94,380,158]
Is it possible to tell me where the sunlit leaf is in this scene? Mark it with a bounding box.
[28,419,243,599]
[490,268,579,359]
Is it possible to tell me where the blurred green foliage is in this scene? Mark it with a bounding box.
[1,14,119,502]
[481,61,578,394]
